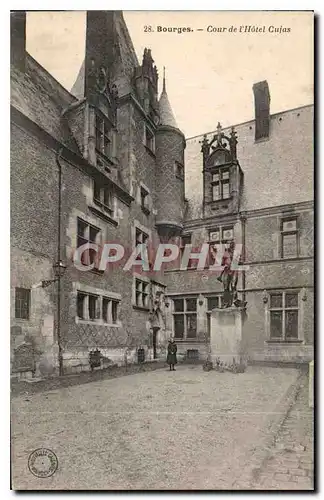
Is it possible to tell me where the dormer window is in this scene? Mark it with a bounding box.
[211,168,230,201]
[95,113,116,161]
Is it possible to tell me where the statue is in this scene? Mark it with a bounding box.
[148,290,166,359]
[217,240,247,309]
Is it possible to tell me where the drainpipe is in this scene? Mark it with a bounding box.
[56,148,64,376]
[241,214,246,304]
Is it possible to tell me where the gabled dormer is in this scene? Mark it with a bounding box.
[201,122,243,217]
[85,57,119,171]
[65,12,121,178]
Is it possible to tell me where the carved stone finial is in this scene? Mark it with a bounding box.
[153,65,158,87]
[216,122,224,146]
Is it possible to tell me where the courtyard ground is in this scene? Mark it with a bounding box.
[11,365,313,490]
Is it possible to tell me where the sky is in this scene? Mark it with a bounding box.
[26,11,314,138]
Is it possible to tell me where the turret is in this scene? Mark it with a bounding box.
[155,69,186,242]
[133,48,159,125]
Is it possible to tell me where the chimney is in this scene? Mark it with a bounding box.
[84,11,117,95]
[10,11,26,72]
[253,81,270,141]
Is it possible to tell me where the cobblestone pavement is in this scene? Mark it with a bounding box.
[251,375,314,490]
[11,365,309,490]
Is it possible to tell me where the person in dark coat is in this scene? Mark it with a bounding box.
[167,338,177,371]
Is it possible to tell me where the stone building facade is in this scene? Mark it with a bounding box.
[164,93,314,363]
[10,11,314,379]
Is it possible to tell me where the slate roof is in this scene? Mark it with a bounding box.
[71,12,139,99]
[11,53,80,154]
[159,89,178,129]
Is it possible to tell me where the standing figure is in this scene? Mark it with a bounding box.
[167,338,177,371]
[217,240,239,308]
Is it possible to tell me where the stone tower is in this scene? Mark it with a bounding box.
[155,69,186,242]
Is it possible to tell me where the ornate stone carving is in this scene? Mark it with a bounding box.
[201,122,238,166]
[86,58,119,107]
[142,48,158,88]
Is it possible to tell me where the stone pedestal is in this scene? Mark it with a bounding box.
[210,307,245,367]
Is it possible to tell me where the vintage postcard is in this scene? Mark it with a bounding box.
[10,10,314,491]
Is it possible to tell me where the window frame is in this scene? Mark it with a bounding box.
[133,277,150,310]
[208,225,234,267]
[95,112,117,161]
[172,297,198,340]
[135,227,149,247]
[265,290,303,343]
[15,287,31,320]
[211,167,230,201]
[77,218,102,270]
[280,217,299,259]
[144,125,155,154]
[206,295,223,312]
[76,290,120,325]
[93,179,113,214]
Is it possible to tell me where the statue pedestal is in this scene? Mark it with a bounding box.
[210,307,245,367]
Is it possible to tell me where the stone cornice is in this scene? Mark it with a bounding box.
[183,200,314,230]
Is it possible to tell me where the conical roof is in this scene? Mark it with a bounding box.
[159,68,178,128]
